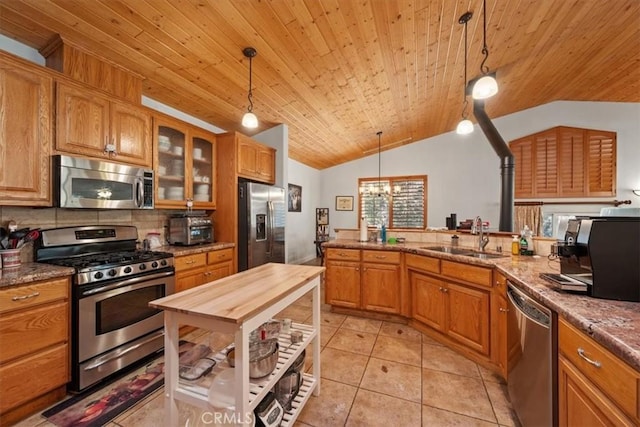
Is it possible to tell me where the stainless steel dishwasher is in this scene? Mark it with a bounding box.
[507,282,557,427]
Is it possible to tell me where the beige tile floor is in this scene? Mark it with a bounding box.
[15,262,521,427]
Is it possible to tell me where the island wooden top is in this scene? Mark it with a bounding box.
[149,263,325,324]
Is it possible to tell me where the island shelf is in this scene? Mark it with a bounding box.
[149,263,324,426]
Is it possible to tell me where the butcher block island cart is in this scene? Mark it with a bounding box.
[149,263,324,426]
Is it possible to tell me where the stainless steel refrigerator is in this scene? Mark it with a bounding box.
[238,180,286,271]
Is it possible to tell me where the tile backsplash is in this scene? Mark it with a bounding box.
[0,206,191,248]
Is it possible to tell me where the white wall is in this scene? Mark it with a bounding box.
[286,159,323,264]
[320,101,640,235]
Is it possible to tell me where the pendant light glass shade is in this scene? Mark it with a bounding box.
[472,74,499,99]
[242,112,258,128]
[456,118,474,135]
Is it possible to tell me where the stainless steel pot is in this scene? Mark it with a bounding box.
[227,339,279,378]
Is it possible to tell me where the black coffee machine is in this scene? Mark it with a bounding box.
[557,216,640,302]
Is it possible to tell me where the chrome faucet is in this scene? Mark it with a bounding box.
[471,216,490,251]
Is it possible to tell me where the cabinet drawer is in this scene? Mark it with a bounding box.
[175,253,207,272]
[441,260,492,288]
[0,278,69,315]
[325,248,360,261]
[405,253,440,274]
[0,301,68,364]
[208,248,233,264]
[362,250,400,264]
[0,343,69,414]
[559,317,639,420]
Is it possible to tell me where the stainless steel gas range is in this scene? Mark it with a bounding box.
[35,225,175,392]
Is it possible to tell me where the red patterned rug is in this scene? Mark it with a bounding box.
[42,341,202,427]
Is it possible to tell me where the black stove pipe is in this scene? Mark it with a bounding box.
[473,99,514,232]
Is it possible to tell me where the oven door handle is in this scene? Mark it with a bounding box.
[81,270,175,296]
[135,177,144,208]
[82,329,164,371]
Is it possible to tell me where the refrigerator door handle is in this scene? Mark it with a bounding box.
[267,200,274,255]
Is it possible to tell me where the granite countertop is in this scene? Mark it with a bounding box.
[0,243,235,289]
[155,242,235,257]
[0,263,75,289]
[323,239,640,371]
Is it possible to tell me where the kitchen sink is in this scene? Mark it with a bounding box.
[463,252,508,259]
[420,246,472,255]
[420,246,507,259]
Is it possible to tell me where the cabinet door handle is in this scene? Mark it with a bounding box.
[362,267,367,272]
[185,260,196,265]
[375,255,386,259]
[355,267,360,271]
[339,252,347,257]
[499,307,508,313]
[577,348,602,368]
[442,288,449,293]
[12,292,40,301]
[439,287,444,292]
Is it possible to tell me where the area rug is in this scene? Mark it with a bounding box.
[42,341,208,427]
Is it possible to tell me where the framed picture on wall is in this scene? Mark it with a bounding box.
[288,183,302,212]
[335,196,353,211]
[316,208,329,225]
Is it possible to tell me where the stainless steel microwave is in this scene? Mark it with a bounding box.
[53,155,154,209]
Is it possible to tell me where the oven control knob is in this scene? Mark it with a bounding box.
[139,263,147,271]
[124,266,132,274]
[160,259,168,266]
[108,269,117,277]
[94,271,104,280]
[151,261,158,268]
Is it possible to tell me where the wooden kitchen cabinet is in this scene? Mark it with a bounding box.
[491,271,508,379]
[0,51,53,206]
[558,317,639,426]
[174,248,234,293]
[153,113,216,209]
[325,248,402,314]
[56,81,152,167]
[408,254,491,356]
[236,133,276,184]
[0,277,70,424]
[325,249,361,309]
[509,126,616,198]
[361,250,402,314]
[411,271,446,331]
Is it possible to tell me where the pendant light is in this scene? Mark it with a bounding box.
[472,0,498,99]
[377,131,384,196]
[241,47,258,128]
[456,11,474,135]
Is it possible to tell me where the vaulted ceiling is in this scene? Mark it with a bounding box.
[1,0,638,169]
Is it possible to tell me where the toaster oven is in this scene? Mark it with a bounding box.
[168,215,213,246]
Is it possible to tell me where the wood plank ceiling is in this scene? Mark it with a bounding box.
[1,0,638,170]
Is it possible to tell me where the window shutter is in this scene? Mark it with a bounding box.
[587,130,616,196]
[391,179,425,229]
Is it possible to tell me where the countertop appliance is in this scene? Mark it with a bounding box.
[53,154,154,209]
[238,180,286,271]
[507,282,557,427]
[35,225,174,391]
[556,216,640,302]
[168,212,214,246]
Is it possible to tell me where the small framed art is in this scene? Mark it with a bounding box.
[335,196,354,211]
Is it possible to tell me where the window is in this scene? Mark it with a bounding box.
[358,175,427,229]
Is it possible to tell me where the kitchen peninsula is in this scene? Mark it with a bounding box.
[149,263,325,427]
[323,238,640,425]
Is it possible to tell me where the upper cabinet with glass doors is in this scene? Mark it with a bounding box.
[153,114,216,209]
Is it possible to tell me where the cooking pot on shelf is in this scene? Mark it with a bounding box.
[226,339,279,379]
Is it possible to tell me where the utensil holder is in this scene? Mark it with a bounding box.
[0,248,21,269]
